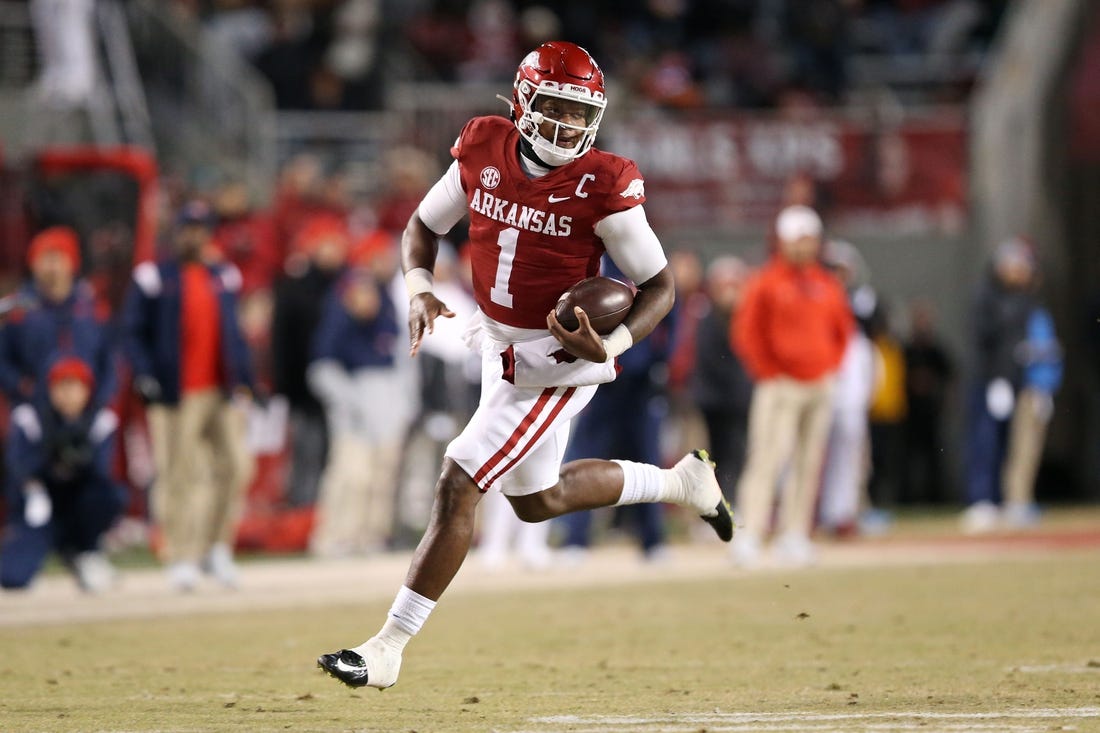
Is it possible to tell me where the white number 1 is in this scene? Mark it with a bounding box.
[489,227,518,308]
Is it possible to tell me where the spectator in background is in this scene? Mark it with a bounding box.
[817,240,876,536]
[397,242,479,544]
[867,303,908,513]
[0,226,117,412]
[271,154,348,263]
[902,299,954,504]
[0,357,124,592]
[664,249,710,461]
[731,205,853,567]
[476,488,552,571]
[123,200,256,592]
[271,217,350,508]
[779,0,850,103]
[557,258,677,563]
[307,248,413,557]
[211,179,280,297]
[691,255,754,500]
[1000,303,1062,527]
[374,147,440,235]
[457,0,522,83]
[962,236,1042,533]
[212,180,280,405]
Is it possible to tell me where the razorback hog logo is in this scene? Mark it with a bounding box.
[619,178,645,200]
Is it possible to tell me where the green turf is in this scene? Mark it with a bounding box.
[2,552,1099,732]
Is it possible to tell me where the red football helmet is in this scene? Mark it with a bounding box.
[511,41,607,166]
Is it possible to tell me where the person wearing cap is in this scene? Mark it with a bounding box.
[817,239,879,536]
[691,256,755,501]
[0,226,117,411]
[0,357,125,593]
[122,200,256,591]
[730,205,854,567]
[271,216,351,508]
[962,236,1060,532]
[305,241,413,557]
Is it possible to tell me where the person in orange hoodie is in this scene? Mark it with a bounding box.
[730,205,854,567]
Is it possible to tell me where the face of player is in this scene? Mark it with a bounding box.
[50,377,91,421]
[535,96,597,150]
[779,233,821,266]
[32,250,75,303]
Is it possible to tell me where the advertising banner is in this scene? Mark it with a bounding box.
[610,112,967,235]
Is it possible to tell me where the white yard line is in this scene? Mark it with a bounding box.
[506,707,1100,733]
[1009,663,1100,673]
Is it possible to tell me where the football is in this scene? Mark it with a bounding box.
[553,276,635,335]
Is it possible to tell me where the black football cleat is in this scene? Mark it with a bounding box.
[672,449,735,542]
[317,639,401,689]
[318,649,372,688]
[701,495,735,543]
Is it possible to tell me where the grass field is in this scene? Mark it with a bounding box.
[2,515,1100,732]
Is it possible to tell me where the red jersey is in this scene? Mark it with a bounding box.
[452,116,647,329]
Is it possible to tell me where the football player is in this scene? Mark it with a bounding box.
[318,40,733,690]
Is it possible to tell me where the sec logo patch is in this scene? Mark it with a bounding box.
[480,166,501,189]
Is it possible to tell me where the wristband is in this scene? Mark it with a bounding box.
[405,267,434,299]
[601,324,633,362]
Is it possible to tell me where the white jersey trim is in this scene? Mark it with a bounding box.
[417,160,467,236]
[596,205,668,285]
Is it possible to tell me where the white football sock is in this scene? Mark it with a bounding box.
[363,585,437,655]
[613,460,688,507]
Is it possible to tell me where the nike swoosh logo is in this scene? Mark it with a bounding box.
[548,194,571,203]
[334,658,366,673]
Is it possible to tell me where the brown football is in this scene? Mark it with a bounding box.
[553,276,635,335]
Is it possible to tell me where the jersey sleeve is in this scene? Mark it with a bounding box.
[596,205,667,285]
[417,161,467,236]
[450,117,482,161]
[604,158,647,216]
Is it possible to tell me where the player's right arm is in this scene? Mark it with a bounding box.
[402,160,466,356]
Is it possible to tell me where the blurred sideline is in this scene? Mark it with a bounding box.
[2,507,1097,629]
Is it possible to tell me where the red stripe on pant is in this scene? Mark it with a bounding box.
[472,387,556,490]
[480,387,577,492]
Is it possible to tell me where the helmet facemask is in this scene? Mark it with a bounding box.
[514,81,606,167]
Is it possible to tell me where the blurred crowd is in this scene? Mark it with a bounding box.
[168,0,1007,111]
[0,141,1064,590]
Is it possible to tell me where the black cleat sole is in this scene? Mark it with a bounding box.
[702,499,735,542]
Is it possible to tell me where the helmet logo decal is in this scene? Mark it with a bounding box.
[480,166,502,190]
[619,179,645,199]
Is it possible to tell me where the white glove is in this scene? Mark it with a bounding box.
[986,378,1015,420]
[24,481,51,528]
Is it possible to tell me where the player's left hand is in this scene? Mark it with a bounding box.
[547,306,608,363]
